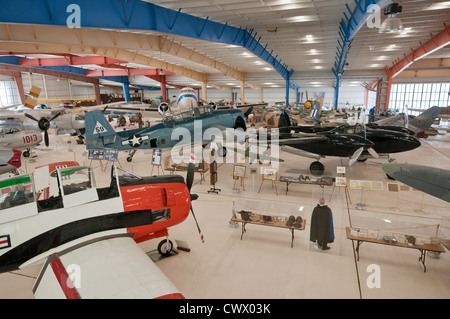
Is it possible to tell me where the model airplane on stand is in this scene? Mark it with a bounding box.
[0,158,202,298]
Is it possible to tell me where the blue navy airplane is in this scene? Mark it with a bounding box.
[85,88,249,161]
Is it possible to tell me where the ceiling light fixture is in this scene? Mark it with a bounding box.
[379,3,404,34]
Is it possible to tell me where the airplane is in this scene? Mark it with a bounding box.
[261,92,325,128]
[257,122,421,176]
[0,158,202,298]
[0,128,43,157]
[85,87,249,162]
[1,86,86,146]
[382,163,450,203]
[368,106,442,138]
[0,109,86,146]
[0,147,22,175]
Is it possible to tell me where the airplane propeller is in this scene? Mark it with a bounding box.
[158,102,171,115]
[186,154,204,243]
[24,111,62,147]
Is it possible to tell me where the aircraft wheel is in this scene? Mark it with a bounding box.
[218,147,227,157]
[23,151,30,158]
[310,161,324,176]
[127,157,133,162]
[157,239,173,257]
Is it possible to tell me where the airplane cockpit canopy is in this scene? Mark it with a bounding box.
[0,174,35,211]
[161,104,214,128]
[58,166,95,196]
[330,124,365,135]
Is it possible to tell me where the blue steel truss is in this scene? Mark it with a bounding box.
[332,0,392,109]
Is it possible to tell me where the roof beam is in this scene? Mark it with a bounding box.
[395,69,450,78]
[0,23,244,83]
[18,56,126,67]
[0,0,287,84]
[387,24,450,78]
[407,58,450,69]
[0,41,209,82]
[0,63,100,85]
[85,68,174,77]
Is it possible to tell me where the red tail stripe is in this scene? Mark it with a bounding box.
[7,149,22,168]
[155,293,185,299]
[49,255,82,299]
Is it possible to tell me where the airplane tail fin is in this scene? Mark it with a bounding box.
[308,92,325,120]
[409,106,441,130]
[7,149,22,168]
[85,110,118,149]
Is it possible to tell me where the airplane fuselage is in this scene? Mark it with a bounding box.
[0,130,43,149]
[86,109,246,151]
[364,128,421,154]
[279,132,373,158]
[0,174,190,273]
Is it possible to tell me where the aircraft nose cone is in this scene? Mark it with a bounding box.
[408,136,421,148]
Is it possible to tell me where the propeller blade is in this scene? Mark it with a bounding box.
[24,113,39,122]
[186,154,195,191]
[367,147,379,159]
[44,130,49,147]
[244,106,254,118]
[49,111,62,122]
[349,147,364,166]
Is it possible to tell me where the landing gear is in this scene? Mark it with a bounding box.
[23,149,30,158]
[157,238,174,257]
[127,150,137,162]
[310,161,325,176]
[218,146,227,157]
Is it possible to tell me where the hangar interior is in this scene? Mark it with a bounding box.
[0,0,449,299]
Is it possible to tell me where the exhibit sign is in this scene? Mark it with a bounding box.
[233,165,246,178]
[152,148,162,166]
[88,149,118,162]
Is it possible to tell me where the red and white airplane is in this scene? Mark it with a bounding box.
[0,158,202,299]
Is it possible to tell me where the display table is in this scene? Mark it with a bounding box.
[279,175,334,195]
[231,214,306,248]
[345,227,445,272]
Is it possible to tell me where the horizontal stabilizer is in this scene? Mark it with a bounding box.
[33,235,184,299]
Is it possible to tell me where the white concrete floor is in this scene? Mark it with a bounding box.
[0,128,449,299]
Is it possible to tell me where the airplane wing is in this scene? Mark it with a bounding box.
[32,235,184,299]
[374,115,404,126]
[381,163,450,203]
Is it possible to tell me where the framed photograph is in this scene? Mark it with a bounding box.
[233,165,246,178]
[335,176,347,187]
[262,168,277,181]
